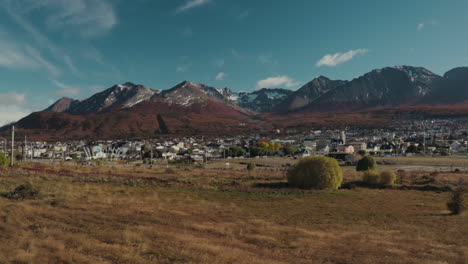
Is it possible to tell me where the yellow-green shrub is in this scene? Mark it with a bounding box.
[287,156,343,190]
[0,153,7,167]
[363,170,397,187]
[247,162,256,171]
[380,170,397,186]
[362,170,380,186]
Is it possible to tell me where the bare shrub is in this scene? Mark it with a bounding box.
[447,187,465,215]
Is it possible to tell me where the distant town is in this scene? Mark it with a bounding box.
[2,118,466,165]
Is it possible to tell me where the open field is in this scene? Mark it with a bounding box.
[208,156,468,171]
[0,161,467,264]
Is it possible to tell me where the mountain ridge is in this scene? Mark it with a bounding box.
[5,65,468,139]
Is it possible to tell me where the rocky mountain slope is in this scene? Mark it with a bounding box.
[278,76,347,111]
[47,82,159,114]
[300,66,442,112]
[236,88,293,113]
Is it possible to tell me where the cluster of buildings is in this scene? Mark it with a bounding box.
[2,119,467,162]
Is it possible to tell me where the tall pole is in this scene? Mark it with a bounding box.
[10,126,15,167]
[24,135,27,160]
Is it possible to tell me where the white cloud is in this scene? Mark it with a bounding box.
[316,48,368,67]
[418,20,439,31]
[215,72,226,81]
[256,75,300,89]
[417,23,425,31]
[176,0,210,13]
[176,64,191,73]
[0,91,30,126]
[0,105,31,126]
[52,80,81,97]
[0,92,26,105]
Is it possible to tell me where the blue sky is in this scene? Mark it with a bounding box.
[0,0,467,124]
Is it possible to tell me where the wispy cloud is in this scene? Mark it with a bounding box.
[7,0,118,38]
[181,27,194,37]
[256,75,300,89]
[1,0,120,80]
[231,49,244,60]
[25,46,61,76]
[417,23,425,31]
[0,29,63,76]
[417,20,439,31]
[52,80,81,97]
[176,64,191,73]
[213,58,224,67]
[257,53,278,66]
[215,72,226,81]
[316,48,368,67]
[64,55,84,78]
[237,9,251,20]
[0,31,39,69]
[176,0,210,13]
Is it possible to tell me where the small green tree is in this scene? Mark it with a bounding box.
[287,156,343,190]
[227,146,246,157]
[0,153,7,167]
[247,162,256,171]
[250,147,268,157]
[283,146,299,156]
[356,155,377,171]
[447,187,465,215]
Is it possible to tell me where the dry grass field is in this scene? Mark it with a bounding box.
[0,161,467,264]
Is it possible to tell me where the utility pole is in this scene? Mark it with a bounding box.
[10,126,15,167]
[24,135,27,161]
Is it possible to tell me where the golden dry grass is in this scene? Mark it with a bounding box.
[0,162,466,264]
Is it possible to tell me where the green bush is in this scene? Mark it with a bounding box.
[356,155,377,171]
[447,187,465,215]
[247,162,256,171]
[362,170,380,186]
[380,170,397,186]
[287,156,343,190]
[0,153,7,167]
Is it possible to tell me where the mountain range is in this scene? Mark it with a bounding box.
[5,65,468,139]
